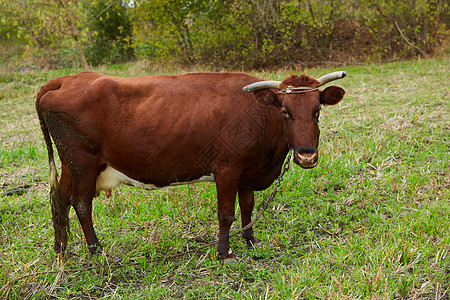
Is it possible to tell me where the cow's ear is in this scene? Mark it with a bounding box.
[252,89,281,107]
[320,86,345,106]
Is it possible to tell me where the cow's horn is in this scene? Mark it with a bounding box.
[317,71,346,87]
[242,81,281,92]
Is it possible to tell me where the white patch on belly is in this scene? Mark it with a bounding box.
[95,165,214,196]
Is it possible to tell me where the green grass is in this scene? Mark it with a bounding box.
[1,58,449,299]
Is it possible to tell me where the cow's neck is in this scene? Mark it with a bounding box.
[264,117,291,176]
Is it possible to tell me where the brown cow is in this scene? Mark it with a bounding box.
[36,71,345,261]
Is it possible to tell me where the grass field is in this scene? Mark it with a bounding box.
[0,58,449,299]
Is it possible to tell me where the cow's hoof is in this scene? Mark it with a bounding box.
[88,244,103,255]
[246,238,261,249]
[53,241,67,255]
[220,252,239,264]
[224,258,238,264]
[224,255,239,264]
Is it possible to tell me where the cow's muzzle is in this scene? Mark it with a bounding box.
[294,147,318,169]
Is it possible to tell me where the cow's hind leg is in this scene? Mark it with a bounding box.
[45,111,102,254]
[70,169,102,254]
[238,188,259,248]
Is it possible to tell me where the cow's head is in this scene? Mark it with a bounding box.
[243,71,346,169]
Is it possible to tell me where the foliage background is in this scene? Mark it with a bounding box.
[0,0,449,70]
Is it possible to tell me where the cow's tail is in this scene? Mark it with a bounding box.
[36,80,70,253]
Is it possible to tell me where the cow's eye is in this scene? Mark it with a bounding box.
[314,111,320,119]
[281,109,290,119]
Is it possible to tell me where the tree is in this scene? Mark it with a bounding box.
[52,0,89,68]
[131,0,221,64]
[84,0,134,65]
[1,0,89,68]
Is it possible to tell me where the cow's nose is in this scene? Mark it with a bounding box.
[294,147,318,169]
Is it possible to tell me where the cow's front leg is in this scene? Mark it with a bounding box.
[214,172,239,261]
[238,188,259,248]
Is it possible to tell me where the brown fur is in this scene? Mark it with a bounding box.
[279,74,319,89]
[320,86,346,105]
[36,71,345,260]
